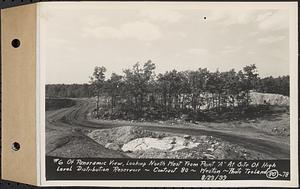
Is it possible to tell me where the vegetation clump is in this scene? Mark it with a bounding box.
[46,60,289,122]
[46,98,76,111]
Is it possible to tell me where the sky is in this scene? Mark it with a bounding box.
[40,2,291,84]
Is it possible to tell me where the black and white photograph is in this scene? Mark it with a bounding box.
[44,3,291,160]
[1,1,298,187]
[40,2,297,185]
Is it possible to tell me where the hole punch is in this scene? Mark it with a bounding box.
[12,142,20,151]
[11,39,21,48]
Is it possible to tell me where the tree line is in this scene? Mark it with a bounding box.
[255,76,289,96]
[46,84,93,98]
[46,60,289,120]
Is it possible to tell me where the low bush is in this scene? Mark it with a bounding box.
[46,98,76,111]
[92,103,287,123]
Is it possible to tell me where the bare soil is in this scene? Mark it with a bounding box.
[45,98,290,159]
[87,126,269,159]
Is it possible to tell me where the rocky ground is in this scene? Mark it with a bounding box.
[46,98,290,159]
[87,126,268,159]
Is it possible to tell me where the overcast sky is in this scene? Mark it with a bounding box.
[40,2,290,84]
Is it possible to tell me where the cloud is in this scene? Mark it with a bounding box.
[82,21,163,41]
[140,8,183,23]
[121,21,162,40]
[256,12,273,22]
[80,15,108,27]
[220,45,242,54]
[187,48,209,55]
[257,10,288,31]
[208,10,288,31]
[223,12,256,26]
[247,51,256,55]
[45,38,71,49]
[248,31,259,36]
[258,35,286,43]
[177,32,188,38]
[208,10,257,26]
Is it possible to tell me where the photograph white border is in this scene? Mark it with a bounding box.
[37,2,298,187]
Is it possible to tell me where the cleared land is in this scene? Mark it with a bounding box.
[46,97,290,159]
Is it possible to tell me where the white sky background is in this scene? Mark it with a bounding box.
[40,2,290,84]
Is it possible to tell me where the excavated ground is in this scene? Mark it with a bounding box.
[87,126,269,159]
[46,97,290,159]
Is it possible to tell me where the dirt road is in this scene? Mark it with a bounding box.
[46,98,290,159]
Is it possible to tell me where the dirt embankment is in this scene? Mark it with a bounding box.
[250,92,289,106]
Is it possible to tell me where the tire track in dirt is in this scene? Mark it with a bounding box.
[46,98,290,159]
[46,99,128,158]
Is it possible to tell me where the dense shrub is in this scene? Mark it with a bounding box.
[46,98,76,111]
